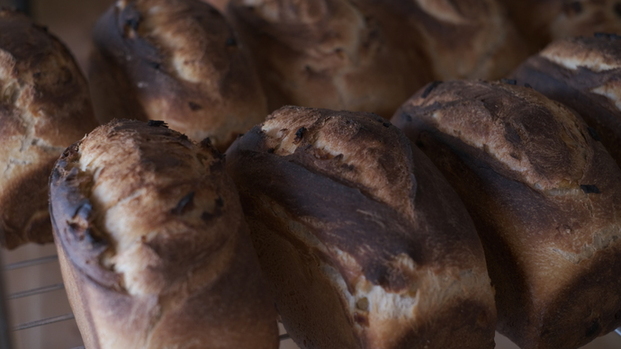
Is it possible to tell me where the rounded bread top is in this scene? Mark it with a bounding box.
[50,119,239,297]
[92,0,267,149]
[395,80,594,193]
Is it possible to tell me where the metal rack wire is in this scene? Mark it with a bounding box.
[0,246,297,349]
[2,245,620,349]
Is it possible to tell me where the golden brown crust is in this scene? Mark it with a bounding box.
[225,106,496,349]
[384,0,529,80]
[0,9,98,249]
[225,0,433,118]
[49,119,279,349]
[499,0,621,51]
[511,34,621,167]
[392,79,621,349]
[89,0,267,151]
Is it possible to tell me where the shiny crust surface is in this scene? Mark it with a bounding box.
[89,0,267,151]
[49,119,278,349]
[511,34,621,167]
[226,106,496,348]
[392,80,621,349]
[0,9,98,249]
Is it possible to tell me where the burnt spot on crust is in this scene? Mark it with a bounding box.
[585,320,600,338]
[200,197,224,222]
[125,16,141,31]
[353,313,369,327]
[147,120,168,127]
[524,83,532,89]
[587,127,601,141]
[188,101,202,111]
[580,185,601,194]
[215,196,224,208]
[421,81,442,98]
[225,37,237,47]
[294,127,307,143]
[146,60,161,70]
[171,192,195,215]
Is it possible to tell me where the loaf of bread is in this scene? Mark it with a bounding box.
[511,33,621,166]
[225,0,433,118]
[392,80,621,349]
[49,119,279,349]
[225,106,496,348]
[383,0,529,80]
[89,0,267,151]
[498,0,621,52]
[0,9,98,249]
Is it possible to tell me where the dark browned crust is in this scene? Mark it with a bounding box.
[225,0,432,118]
[392,80,621,349]
[89,0,267,151]
[0,9,98,249]
[226,106,496,349]
[511,35,621,167]
[49,119,278,349]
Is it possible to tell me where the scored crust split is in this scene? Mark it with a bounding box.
[49,119,279,349]
[393,80,621,349]
[226,106,496,349]
[0,9,98,249]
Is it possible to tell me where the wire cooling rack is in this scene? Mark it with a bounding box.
[0,244,297,349]
[1,244,621,349]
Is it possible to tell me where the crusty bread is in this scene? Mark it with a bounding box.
[49,119,279,349]
[225,106,496,349]
[225,0,433,118]
[392,80,621,349]
[511,33,621,167]
[89,0,267,151]
[0,9,98,249]
[498,0,621,52]
[383,0,529,80]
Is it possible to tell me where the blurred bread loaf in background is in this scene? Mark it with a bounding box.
[0,9,98,249]
[224,0,434,118]
[88,0,267,151]
[498,0,621,52]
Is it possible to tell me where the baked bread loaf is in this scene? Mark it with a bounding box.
[225,106,496,349]
[0,9,98,249]
[499,0,621,52]
[383,0,529,80]
[49,119,279,349]
[89,0,267,151]
[225,0,433,118]
[511,33,621,166]
[392,80,621,349]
